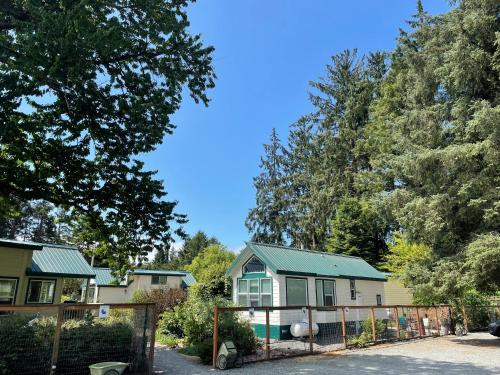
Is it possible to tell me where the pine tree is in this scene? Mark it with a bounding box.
[246,129,288,244]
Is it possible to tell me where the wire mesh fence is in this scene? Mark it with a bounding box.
[213,304,453,367]
[0,303,157,375]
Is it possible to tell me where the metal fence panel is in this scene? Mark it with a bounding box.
[213,304,454,367]
[0,303,156,375]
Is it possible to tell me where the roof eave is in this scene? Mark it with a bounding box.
[26,269,95,278]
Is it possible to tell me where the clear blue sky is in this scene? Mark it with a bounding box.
[141,0,451,252]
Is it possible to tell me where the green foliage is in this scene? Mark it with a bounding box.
[155,332,180,348]
[464,233,500,293]
[246,128,288,245]
[327,197,388,264]
[158,293,258,364]
[186,244,235,298]
[246,0,499,302]
[381,233,432,276]
[348,317,385,348]
[0,314,137,375]
[129,287,187,314]
[0,0,215,270]
[152,231,221,270]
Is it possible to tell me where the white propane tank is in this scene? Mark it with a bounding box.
[290,321,319,338]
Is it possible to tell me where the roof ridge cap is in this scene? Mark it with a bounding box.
[248,241,363,259]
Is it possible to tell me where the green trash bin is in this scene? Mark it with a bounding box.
[89,362,128,375]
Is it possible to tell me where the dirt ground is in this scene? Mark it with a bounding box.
[153,332,500,375]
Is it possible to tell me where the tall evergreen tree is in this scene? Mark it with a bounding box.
[246,128,288,244]
[370,0,500,298]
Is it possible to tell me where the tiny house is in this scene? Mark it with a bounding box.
[0,239,95,306]
[226,242,387,339]
[83,268,196,303]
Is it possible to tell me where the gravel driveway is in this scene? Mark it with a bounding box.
[153,332,500,375]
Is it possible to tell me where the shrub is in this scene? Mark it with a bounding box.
[347,317,385,348]
[0,313,141,375]
[159,293,258,364]
[130,287,187,314]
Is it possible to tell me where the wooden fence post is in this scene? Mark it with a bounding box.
[308,306,314,353]
[370,307,376,342]
[50,305,64,375]
[265,308,270,360]
[212,306,219,368]
[148,305,158,375]
[341,306,347,348]
[434,306,440,336]
[462,305,469,332]
[416,307,422,338]
[395,306,400,340]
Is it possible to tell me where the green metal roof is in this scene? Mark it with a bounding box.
[181,272,196,287]
[131,269,189,276]
[226,242,386,281]
[92,267,127,286]
[29,245,95,278]
[91,268,196,287]
[0,238,43,250]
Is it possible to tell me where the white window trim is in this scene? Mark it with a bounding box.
[286,277,308,306]
[242,256,266,274]
[237,277,272,307]
[0,277,18,305]
[315,279,336,306]
[350,279,356,300]
[26,279,56,304]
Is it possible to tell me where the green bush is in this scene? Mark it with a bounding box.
[159,292,258,364]
[0,313,141,375]
[347,317,385,348]
[130,287,187,314]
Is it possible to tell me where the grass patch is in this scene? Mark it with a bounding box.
[156,332,179,348]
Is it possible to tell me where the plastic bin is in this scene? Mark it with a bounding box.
[89,362,128,375]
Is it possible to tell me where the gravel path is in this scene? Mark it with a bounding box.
[153,332,500,375]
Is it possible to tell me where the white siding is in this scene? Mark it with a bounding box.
[229,250,387,326]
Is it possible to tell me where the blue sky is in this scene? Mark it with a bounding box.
[141,0,451,252]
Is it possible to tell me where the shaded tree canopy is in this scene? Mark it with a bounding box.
[0,0,215,272]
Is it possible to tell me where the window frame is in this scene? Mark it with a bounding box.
[242,256,266,274]
[25,278,56,304]
[236,277,272,307]
[285,277,308,306]
[350,279,356,300]
[376,294,382,306]
[315,279,336,307]
[151,275,168,285]
[0,277,19,305]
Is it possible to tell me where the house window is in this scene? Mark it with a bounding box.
[237,278,272,307]
[243,256,265,274]
[151,275,167,285]
[376,294,382,306]
[286,278,308,306]
[26,279,55,304]
[350,279,356,300]
[0,278,17,305]
[315,279,336,306]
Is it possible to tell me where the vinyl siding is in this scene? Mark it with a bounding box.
[384,279,413,305]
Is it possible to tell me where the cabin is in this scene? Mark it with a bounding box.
[82,267,196,304]
[0,238,95,306]
[226,242,387,339]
